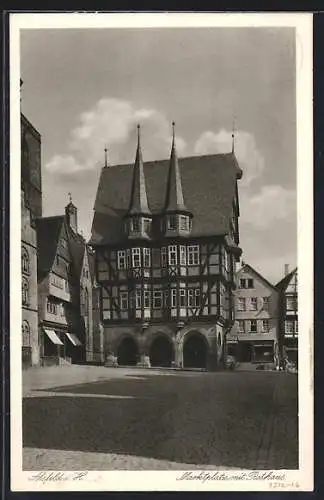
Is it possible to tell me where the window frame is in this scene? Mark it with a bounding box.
[237,319,245,333]
[143,218,151,234]
[22,320,30,347]
[250,297,258,311]
[180,245,187,265]
[262,296,270,310]
[22,277,29,306]
[161,247,167,268]
[153,290,163,309]
[179,288,186,307]
[21,247,29,274]
[285,319,294,334]
[262,319,269,333]
[286,295,296,311]
[179,215,189,231]
[143,248,151,268]
[135,288,142,308]
[117,250,126,270]
[187,245,200,266]
[167,215,177,231]
[168,245,177,266]
[250,319,257,333]
[170,288,177,308]
[237,297,246,311]
[143,290,151,309]
[132,247,141,268]
[120,291,129,311]
[239,278,246,289]
[247,279,254,289]
[130,217,140,232]
[188,288,195,307]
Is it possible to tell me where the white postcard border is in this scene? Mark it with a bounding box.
[10,12,314,492]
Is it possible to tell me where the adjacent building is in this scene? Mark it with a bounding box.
[276,266,298,367]
[21,112,42,368]
[90,124,243,370]
[36,200,102,365]
[227,263,279,365]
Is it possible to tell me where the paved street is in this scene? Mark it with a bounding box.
[23,366,298,470]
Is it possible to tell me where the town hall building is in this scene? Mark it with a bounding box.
[90,123,243,370]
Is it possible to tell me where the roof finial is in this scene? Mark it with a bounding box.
[137,123,141,140]
[231,116,236,154]
[68,192,72,204]
[104,145,108,167]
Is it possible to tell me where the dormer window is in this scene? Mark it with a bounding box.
[179,215,189,231]
[130,217,140,232]
[143,218,151,234]
[167,215,177,231]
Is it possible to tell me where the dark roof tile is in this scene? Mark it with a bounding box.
[91,152,241,245]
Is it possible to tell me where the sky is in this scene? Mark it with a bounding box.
[20,27,297,284]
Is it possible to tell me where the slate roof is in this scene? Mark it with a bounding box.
[128,127,151,215]
[87,247,96,283]
[164,130,188,213]
[36,216,65,279]
[90,152,242,245]
[36,213,87,281]
[275,267,298,292]
[68,230,86,280]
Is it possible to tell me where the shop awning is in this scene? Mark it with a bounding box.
[65,332,82,346]
[44,329,63,345]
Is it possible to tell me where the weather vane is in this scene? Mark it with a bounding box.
[232,116,236,153]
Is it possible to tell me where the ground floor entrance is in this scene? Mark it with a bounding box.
[117,337,139,366]
[236,340,275,364]
[149,335,174,367]
[183,333,208,369]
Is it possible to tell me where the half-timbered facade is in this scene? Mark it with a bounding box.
[276,266,298,367]
[36,201,89,365]
[90,124,243,370]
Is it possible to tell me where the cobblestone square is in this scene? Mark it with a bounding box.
[23,366,298,470]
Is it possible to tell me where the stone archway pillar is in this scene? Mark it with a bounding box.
[174,322,185,369]
[137,323,151,368]
[104,335,118,367]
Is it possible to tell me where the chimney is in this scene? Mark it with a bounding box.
[284,263,289,276]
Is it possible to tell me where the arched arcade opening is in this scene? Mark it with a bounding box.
[149,335,174,367]
[117,336,139,366]
[183,332,208,369]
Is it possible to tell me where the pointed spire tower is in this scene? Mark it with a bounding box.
[125,125,152,239]
[65,192,78,233]
[163,122,193,236]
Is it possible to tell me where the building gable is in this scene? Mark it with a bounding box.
[237,264,277,295]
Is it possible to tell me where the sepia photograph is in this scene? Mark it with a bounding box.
[10,12,313,492]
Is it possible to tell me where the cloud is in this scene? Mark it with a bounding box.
[45,98,187,177]
[45,154,83,175]
[194,129,265,186]
[240,184,296,230]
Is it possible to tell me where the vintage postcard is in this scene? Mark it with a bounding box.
[10,12,313,492]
